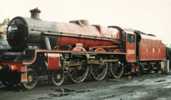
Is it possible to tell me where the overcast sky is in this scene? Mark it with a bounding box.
[0,0,170,44]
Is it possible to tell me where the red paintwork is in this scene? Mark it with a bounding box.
[7,63,23,72]
[126,32,136,62]
[47,53,61,70]
[20,65,27,72]
[57,36,114,49]
[126,42,136,62]
[0,62,24,72]
[56,22,121,40]
[125,30,166,63]
[20,65,28,82]
[55,21,121,49]
[139,34,166,61]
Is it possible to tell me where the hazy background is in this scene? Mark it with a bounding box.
[0,0,170,44]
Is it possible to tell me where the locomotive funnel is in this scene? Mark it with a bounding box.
[30,8,41,20]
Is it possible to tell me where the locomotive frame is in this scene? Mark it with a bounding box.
[0,8,169,90]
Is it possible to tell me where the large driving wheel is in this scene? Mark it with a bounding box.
[51,68,64,86]
[90,63,108,81]
[109,62,124,79]
[21,68,38,90]
[68,60,89,83]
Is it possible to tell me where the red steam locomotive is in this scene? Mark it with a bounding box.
[0,8,169,89]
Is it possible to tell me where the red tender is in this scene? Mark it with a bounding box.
[139,34,166,61]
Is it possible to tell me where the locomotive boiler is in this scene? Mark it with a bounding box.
[7,10,124,51]
[0,8,169,90]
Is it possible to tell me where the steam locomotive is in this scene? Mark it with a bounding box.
[0,8,169,89]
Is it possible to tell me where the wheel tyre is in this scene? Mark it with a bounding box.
[51,69,64,86]
[90,63,108,81]
[21,68,38,90]
[68,61,90,83]
[109,62,124,79]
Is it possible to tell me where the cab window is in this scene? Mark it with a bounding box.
[127,34,135,43]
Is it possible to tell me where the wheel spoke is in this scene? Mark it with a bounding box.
[22,68,38,90]
[68,61,89,83]
[90,63,108,81]
[109,62,124,79]
[51,69,64,86]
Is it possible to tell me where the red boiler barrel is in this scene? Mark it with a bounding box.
[55,20,122,49]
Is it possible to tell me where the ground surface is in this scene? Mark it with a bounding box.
[1,74,171,100]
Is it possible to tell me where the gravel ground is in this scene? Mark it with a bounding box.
[1,73,171,100]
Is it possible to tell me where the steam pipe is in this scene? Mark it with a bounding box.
[44,37,51,50]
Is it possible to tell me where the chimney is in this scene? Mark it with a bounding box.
[30,8,41,19]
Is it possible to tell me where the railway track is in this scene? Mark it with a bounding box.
[0,73,171,100]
